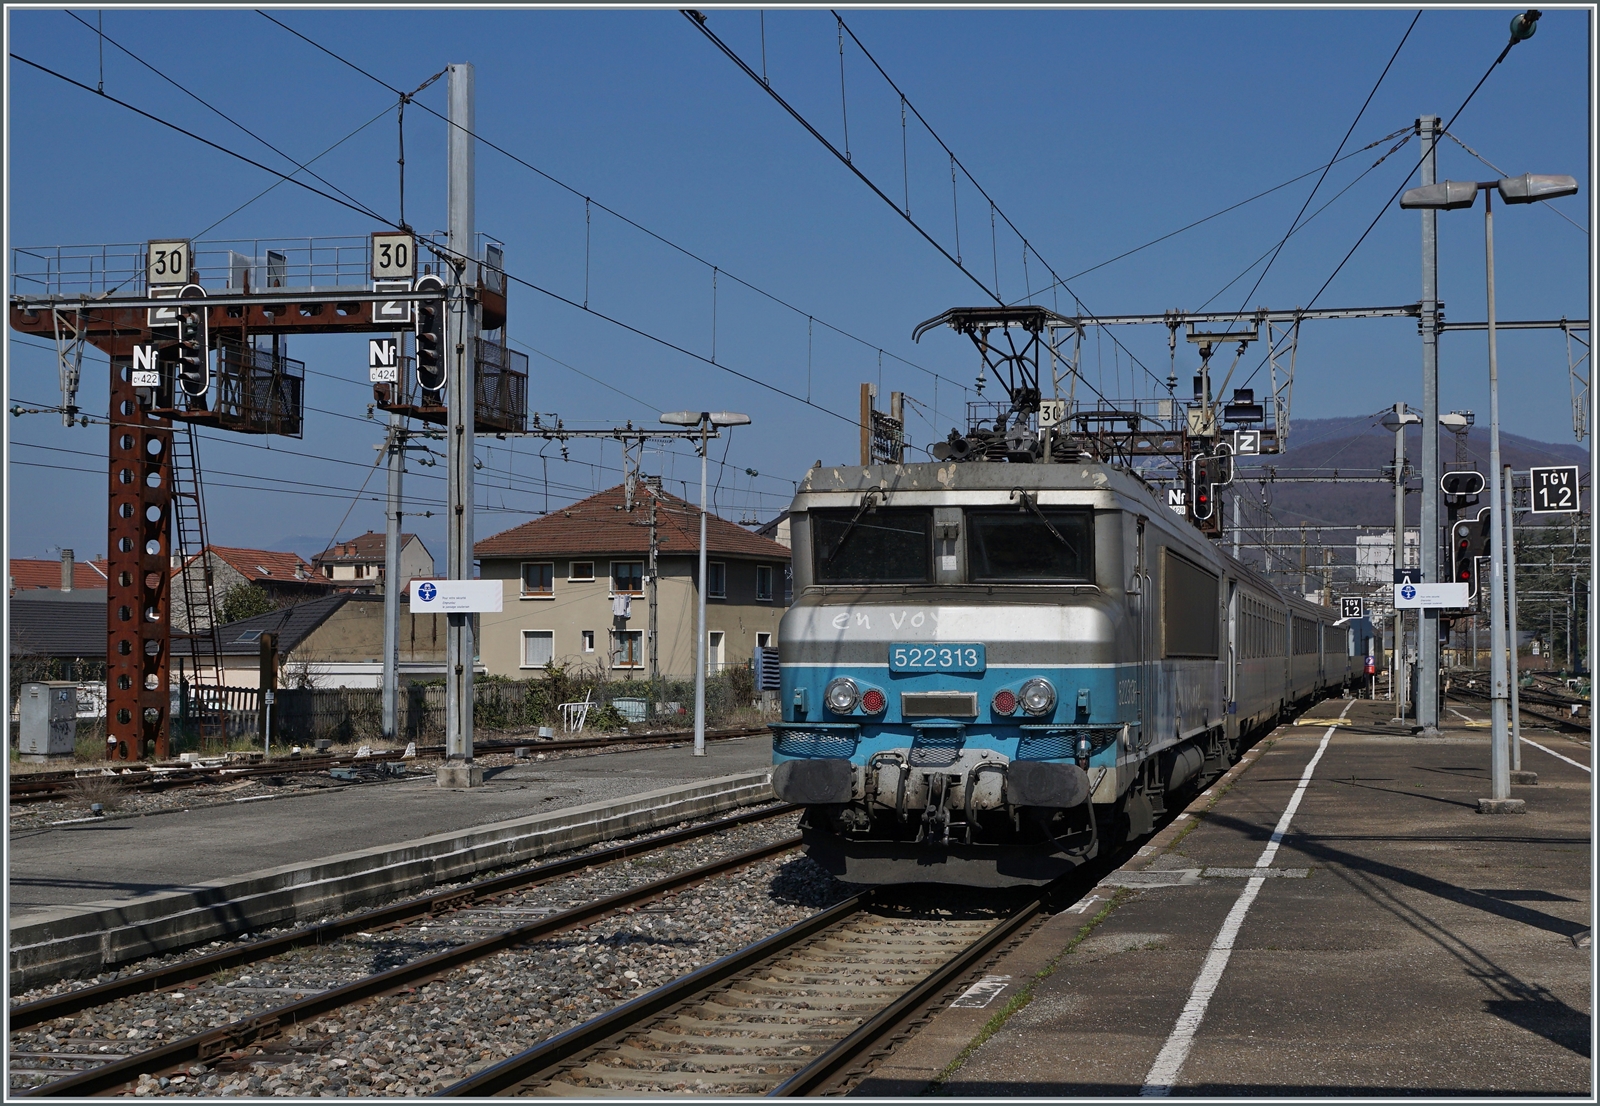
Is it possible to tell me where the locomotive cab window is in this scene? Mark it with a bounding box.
[1162,550,1219,658]
[965,508,1094,583]
[811,507,933,584]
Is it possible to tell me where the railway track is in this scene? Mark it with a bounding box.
[441,890,1047,1098]
[9,805,802,1097]
[8,726,770,804]
[1448,686,1589,733]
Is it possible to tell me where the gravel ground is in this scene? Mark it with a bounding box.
[5,736,723,831]
[6,807,835,1096]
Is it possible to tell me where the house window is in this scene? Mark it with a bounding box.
[568,561,595,581]
[582,630,596,653]
[707,561,726,599]
[708,630,725,673]
[612,630,643,669]
[323,565,334,579]
[757,632,772,648]
[756,565,774,602]
[521,630,554,669]
[612,561,644,595]
[521,562,554,598]
[783,565,793,604]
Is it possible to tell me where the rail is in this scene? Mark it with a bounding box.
[20,831,801,1097]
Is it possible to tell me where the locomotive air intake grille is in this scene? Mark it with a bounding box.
[772,729,859,758]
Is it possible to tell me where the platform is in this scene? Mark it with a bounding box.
[7,737,773,988]
[865,699,1591,1097]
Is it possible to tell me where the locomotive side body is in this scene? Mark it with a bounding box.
[773,460,1348,886]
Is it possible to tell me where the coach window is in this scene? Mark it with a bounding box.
[811,506,933,584]
[967,508,1094,583]
[1162,550,1219,658]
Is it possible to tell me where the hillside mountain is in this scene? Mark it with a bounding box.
[1230,415,1589,529]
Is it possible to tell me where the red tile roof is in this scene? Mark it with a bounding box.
[8,558,110,592]
[476,485,791,562]
[194,546,317,584]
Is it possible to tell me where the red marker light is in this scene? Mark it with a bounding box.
[860,688,886,714]
[992,689,1017,716]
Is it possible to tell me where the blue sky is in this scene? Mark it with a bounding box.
[6,6,1591,564]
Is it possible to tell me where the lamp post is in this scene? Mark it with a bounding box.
[1401,170,1578,811]
[1381,403,1421,719]
[661,410,751,756]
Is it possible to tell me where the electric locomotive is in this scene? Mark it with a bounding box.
[770,309,1357,887]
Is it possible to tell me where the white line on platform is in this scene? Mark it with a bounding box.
[1139,698,1353,1096]
[1521,736,1591,774]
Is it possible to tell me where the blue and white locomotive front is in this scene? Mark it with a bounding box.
[772,462,1142,886]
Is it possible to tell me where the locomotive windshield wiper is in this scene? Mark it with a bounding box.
[1009,487,1076,553]
[824,488,884,566]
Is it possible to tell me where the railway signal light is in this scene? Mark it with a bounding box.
[414,274,446,394]
[1441,469,1484,510]
[1191,453,1229,521]
[1451,507,1492,601]
[175,285,208,398]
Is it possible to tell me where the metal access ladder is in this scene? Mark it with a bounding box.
[170,423,226,740]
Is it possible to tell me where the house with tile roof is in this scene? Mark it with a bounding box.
[474,483,792,680]
[170,592,454,688]
[169,546,334,633]
[312,531,434,591]
[8,550,110,594]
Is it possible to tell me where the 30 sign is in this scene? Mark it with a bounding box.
[146,239,191,288]
[371,232,416,281]
[1530,466,1581,514]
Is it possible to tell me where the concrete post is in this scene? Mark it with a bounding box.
[1416,115,1443,734]
[441,62,482,788]
[382,410,404,742]
[693,419,709,756]
[1479,190,1521,814]
[1393,403,1407,721]
[1505,465,1533,782]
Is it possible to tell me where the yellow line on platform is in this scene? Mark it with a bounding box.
[1293,717,1352,726]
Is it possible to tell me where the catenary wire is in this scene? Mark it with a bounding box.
[9,48,898,447]
[1441,130,1590,235]
[1221,12,1420,326]
[60,10,387,223]
[1010,127,1413,300]
[1236,28,1548,393]
[252,9,968,402]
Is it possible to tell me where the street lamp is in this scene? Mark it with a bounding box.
[1400,171,1579,811]
[1381,403,1422,721]
[661,410,751,756]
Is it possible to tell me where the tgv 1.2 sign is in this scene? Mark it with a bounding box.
[409,580,503,613]
[1530,466,1581,513]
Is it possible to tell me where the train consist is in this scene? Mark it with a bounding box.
[771,456,1369,886]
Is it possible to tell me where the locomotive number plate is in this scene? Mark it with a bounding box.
[888,643,985,673]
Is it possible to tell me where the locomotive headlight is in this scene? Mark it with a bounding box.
[1018,678,1056,716]
[825,677,861,714]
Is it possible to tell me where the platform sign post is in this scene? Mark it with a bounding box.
[1341,597,1364,621]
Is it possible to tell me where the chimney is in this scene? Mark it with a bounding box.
[60,549,75,592]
